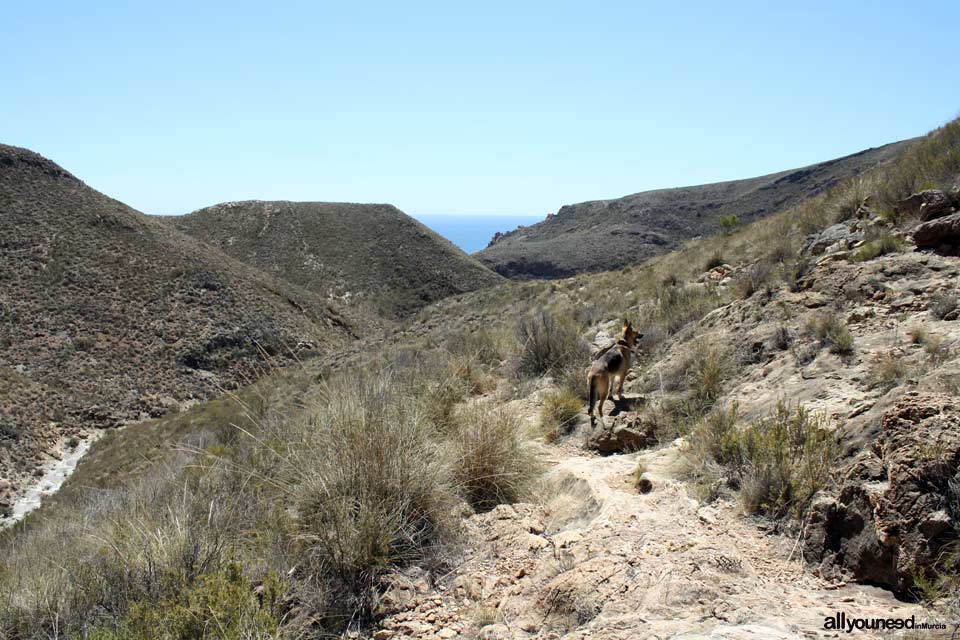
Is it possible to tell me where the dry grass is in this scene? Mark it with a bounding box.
[868,352,910,391]
[450,403,541,511]
[539,388,583,442]
[807,312,855,356]
[0,355,543,638]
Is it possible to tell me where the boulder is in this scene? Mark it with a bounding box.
[586,411,656,454]
[913,211,960,248]
[804,393,960,595]
[803,222,863,256]
[897,189,957,222]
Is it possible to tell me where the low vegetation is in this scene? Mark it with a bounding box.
[851,230,905,262]
[539,388,583,442]
[686,402,835,519]
[0,353,540,638]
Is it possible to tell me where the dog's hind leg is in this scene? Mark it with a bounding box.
[596,376,609,419]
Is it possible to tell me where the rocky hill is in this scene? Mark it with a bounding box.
[165,201,503,319]
[0,144,364,504]
[477,140,913,278]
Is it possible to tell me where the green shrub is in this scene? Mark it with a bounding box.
[690,402,834,518]
[450,403,540,511]
[89,565,282,640]
[851,231,904,262]
[718,214,741,234]
[539,388,582,442]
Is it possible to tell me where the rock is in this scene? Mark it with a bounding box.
[373,630,394,640]
[804,393,960,595]
[477,624,511,640]
[913,211,960,248]
[897,189,956,221]
[803,222,863,256]
[586,412,656,454]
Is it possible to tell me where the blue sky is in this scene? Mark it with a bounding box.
[3,1,959,217]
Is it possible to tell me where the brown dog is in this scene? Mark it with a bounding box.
[587,320,642,424]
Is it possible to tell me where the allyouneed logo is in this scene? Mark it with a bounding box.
[823,611,950,634]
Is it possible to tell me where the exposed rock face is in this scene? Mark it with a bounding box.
[914,211,960,248]
[897,189,958,222]
[805,392,960,595]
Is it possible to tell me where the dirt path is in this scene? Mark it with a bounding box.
[375,420,942,639]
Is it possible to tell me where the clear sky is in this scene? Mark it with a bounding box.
[3,1,959,217]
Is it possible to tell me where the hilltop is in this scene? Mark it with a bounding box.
[477,140,913,278]
[0,144,365,505]
[166,200,503,319]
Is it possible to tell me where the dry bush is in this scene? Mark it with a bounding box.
[868,352,910,391]
[514,311,590,381]
[807,312,854,356]
[539,388,583,442]
[450,403,541,511]
[932,293,958,320]
[732,260,775,300]
[651,278,722,335]
[292,370,456,605]
[0,454,281,639]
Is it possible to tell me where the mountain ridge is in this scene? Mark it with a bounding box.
[476,139,915,278]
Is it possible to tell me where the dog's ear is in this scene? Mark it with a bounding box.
[622,318,630,329]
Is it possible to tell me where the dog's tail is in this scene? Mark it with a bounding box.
[587,372,596,422]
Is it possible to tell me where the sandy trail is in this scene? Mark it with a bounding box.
[377,423,943,639]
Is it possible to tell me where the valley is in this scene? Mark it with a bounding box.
[2,118,960,639]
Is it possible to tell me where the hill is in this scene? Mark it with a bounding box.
[0,144,364,501]
[476,140,913,278]
[165,201,503,319]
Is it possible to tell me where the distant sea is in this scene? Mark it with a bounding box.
[412,214,544,254]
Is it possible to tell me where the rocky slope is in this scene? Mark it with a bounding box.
[165,201,503,319]
[0,144,363,512]
[370,210,960,638]
[476,141,912,279]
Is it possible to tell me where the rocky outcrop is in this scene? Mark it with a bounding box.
[804,392,960,595]
[585,411,655,454]
[803,221,864,256]
[897,189,959,222]
[913,211,960,248]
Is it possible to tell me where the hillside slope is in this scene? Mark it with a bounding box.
[0,144,363,501]
[166,201,503,319]
[477,140,913,278]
